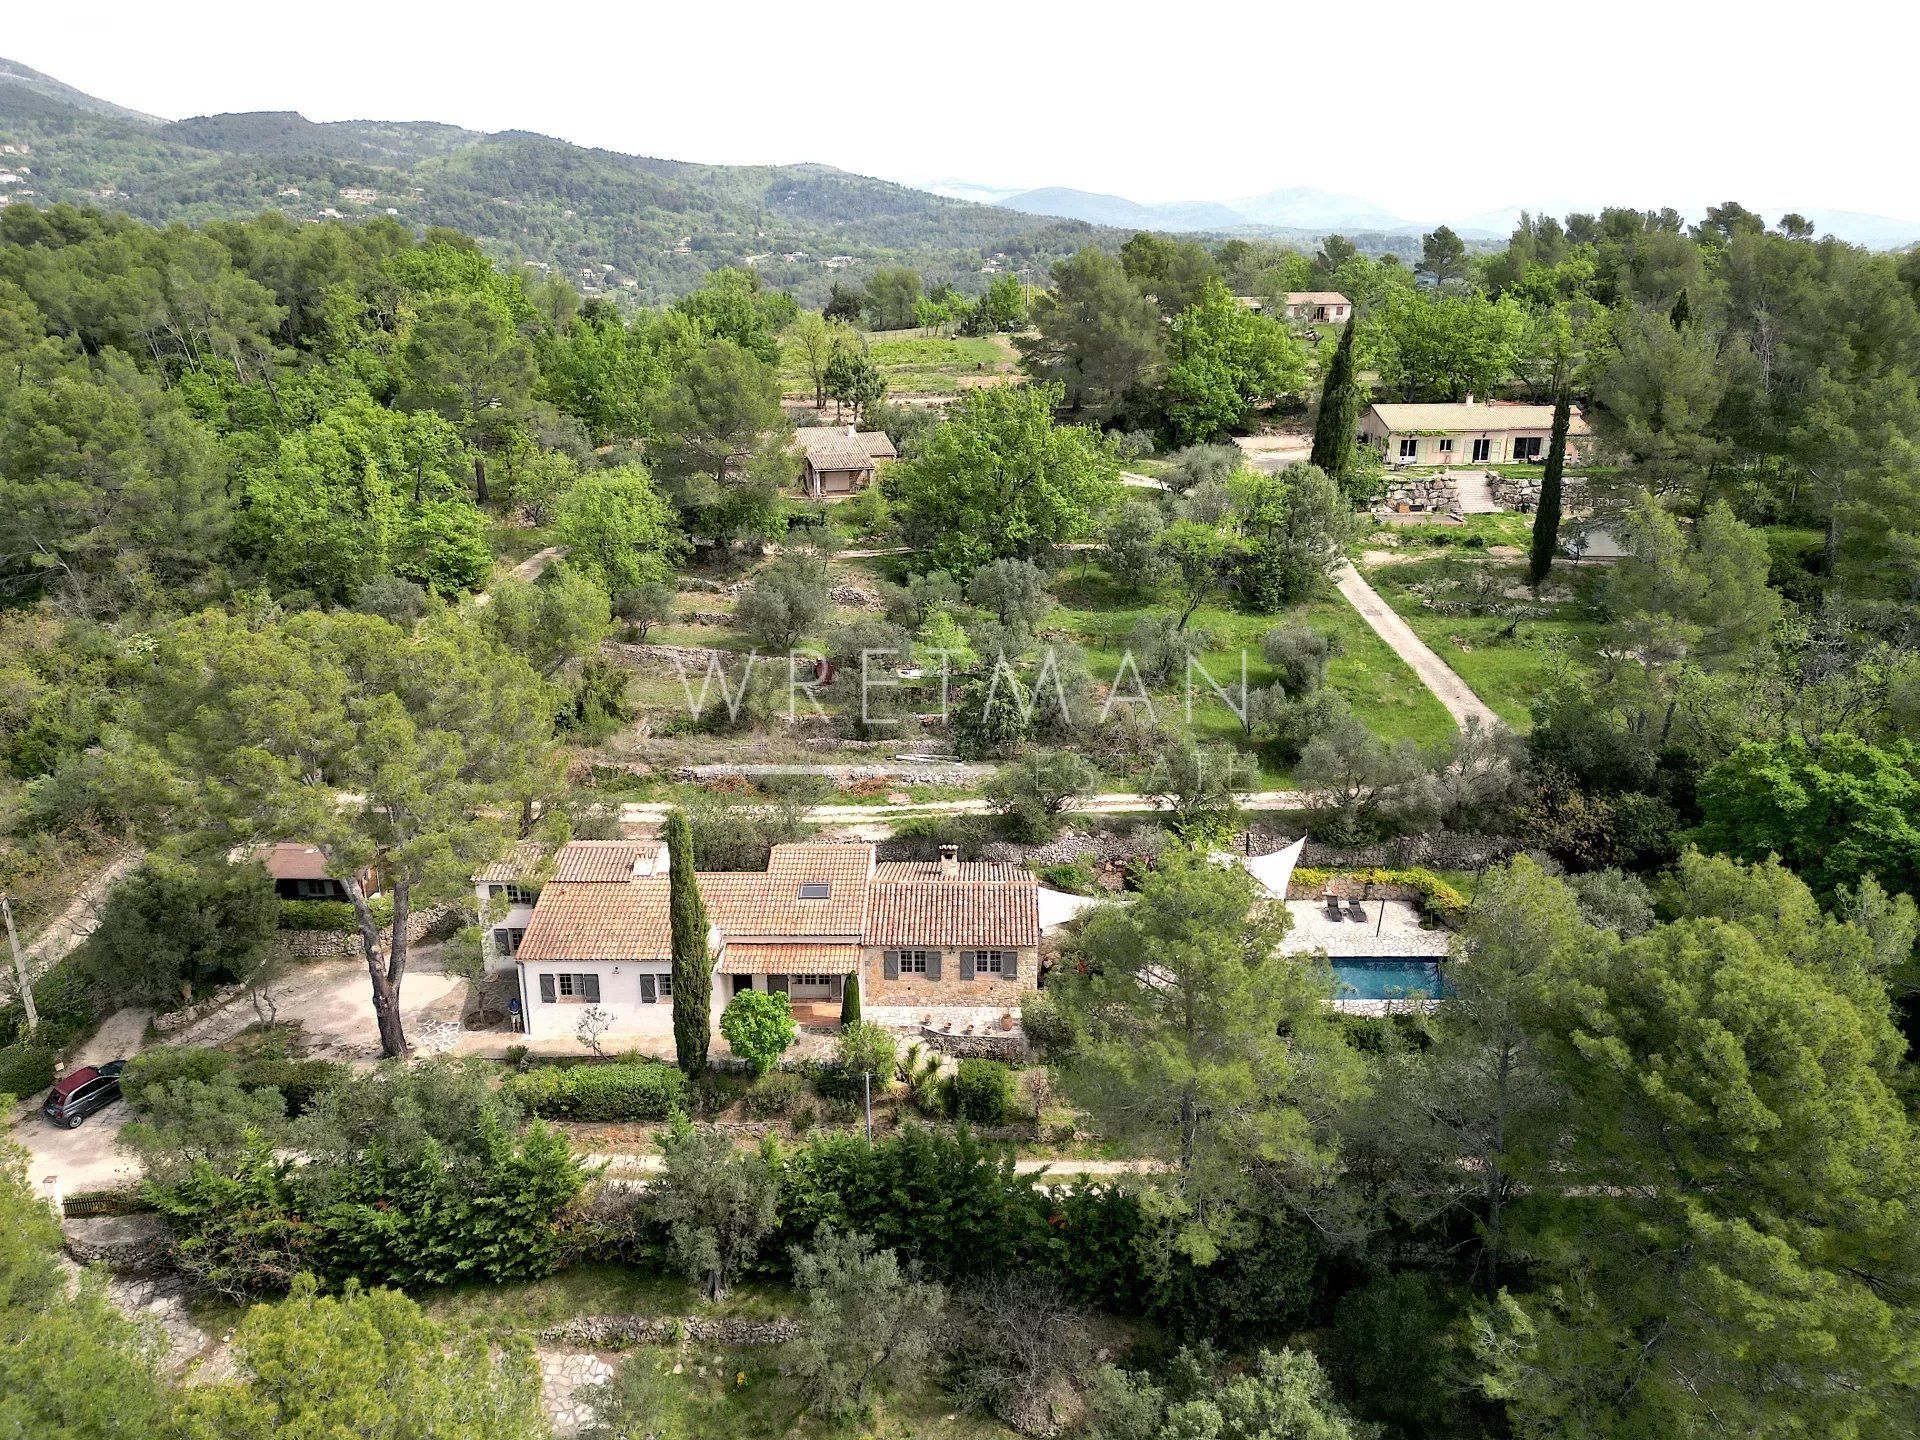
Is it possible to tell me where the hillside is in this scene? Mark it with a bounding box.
[0,60,1108,305]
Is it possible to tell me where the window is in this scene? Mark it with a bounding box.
[295,878,332,898]
[492,927,526,957]
[1513,437,1543,462]
[541,972,602,1004]
[797,881,831,900]
[795,973,836,987]
[1398,437,1418,461]
[490,883,534,905]
[1471,437,1493,463]
[972,950,1006,974]
[1436,438,1454,456]
[657,972,672,998]
[897,950,930,974]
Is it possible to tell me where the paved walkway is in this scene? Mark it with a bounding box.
[1332,563,1499,730]
[1452,469,1500,514]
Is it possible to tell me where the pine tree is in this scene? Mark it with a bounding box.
[1529,387,1572,586]
[667,809,712,1075]
[1308,319,1362,489]
[839,973,862,1027]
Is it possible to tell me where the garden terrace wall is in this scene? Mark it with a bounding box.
[538,1316,800,1348]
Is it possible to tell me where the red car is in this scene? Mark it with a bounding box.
[42,1061,126,1129]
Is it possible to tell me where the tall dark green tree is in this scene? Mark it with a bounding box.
[667,808,712,1075]
[1528,386,1571,585]
[1308,319,1362,488]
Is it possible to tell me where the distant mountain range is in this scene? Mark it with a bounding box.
[0,59,1112,305]
[913,178,1920,251]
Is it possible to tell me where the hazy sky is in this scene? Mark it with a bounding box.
[11,0,1918,223]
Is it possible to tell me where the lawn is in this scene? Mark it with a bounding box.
[779,332,1017,397]
[1360,555,1605,730]
[1046,557,1456,782]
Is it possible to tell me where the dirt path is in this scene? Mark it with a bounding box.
[617,789,1307,828]
[1332,563,1499,730]
[9,849,142,991]
[595,1152,1161,1185]
[1120,471,1167,491]
[474,545,568,607]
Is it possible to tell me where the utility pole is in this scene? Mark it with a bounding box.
[2,893,37,1040]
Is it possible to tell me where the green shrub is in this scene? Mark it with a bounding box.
[233,1058,348,1116]
[742,1070,805,1119]
[0,951,102,1050]
[122,1046,233,1109]
[505,1060,688,1121]
[1037,860,1097,895]
[948,1059,1014,1125]
[0,1044,57,1099]
[124,1047,346,1117]
[720,990,797,1076]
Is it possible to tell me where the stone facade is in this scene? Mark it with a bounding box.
[859,945,1037,1009]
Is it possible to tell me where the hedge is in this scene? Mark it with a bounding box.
[275,895,394,932]
[505,1060,688,1121]
[0,1043,57,1099]
[121,1045,347,1116]
[1291,866,1468,923]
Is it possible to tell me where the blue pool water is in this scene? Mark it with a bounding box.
[1330,959,1449,1001]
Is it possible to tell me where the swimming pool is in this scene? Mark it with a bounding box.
[1329,958,1449,1001]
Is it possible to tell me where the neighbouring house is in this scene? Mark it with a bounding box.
[1362,399,1589,468]
[1279,291,1352,324]
[793,425,897,498]
[510,840,1039,1043]
[247,843,374,903]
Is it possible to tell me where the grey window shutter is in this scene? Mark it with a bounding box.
[493,928,510,956]
[639,974,657,1003]
[960,950,975,980]
[770,973,789,994]
[884,951,899,980]
[583,974,601,1003]
[538,974,555,1003]
[829,975,844,1001]
[928,951,943,981]
[1005,949,1020,981]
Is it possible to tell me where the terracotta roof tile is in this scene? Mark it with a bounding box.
[251,843,333,882]
[719,943,859,975]
[864,880,1040,949]
[551,840,664,883]
[473,840,549,886]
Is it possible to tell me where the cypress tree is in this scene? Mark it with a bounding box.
[1529,386,1572,586]
[1308,318,1362,489]
[667,809,711,1076]
[839,973,862,1027]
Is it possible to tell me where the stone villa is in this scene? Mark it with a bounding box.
[487,839,1039,1046]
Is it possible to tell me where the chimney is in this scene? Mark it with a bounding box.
[1463,392,1475,405]
[846,423,857,438]
[937,843,959,879]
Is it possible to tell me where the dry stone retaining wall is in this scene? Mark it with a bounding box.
[538,1315,800,1348]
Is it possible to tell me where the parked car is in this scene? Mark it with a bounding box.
[41,1061,126,1129]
